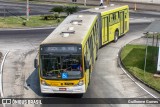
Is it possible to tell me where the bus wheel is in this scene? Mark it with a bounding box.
[96,53,98,60]
[88,72,91,85]
[114,31,119,42]
[96,56,98,60]
[96,46,98,60]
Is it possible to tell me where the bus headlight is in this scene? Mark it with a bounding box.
[78,80,84,86]
[41,80,50,86]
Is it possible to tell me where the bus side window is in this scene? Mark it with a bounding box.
[95,21,97,41]
[95,21,99,42]
[86,41,90,61]
[84,56,89,70]
[90,35,93,55]
[118,12,120,19]
[125,9,128,18]
[92,30,95,48]
[116,12,119,22]
[110,14,113,25]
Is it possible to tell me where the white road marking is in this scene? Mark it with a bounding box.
[0,51,9,98]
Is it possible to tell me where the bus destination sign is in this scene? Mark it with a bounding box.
[41,45,81,54]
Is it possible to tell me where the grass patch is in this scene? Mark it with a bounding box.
[0,15,65,28]
[121,44,160,91]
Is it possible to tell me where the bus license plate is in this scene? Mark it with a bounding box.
[59,88,66,91]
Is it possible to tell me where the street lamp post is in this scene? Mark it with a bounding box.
[106,0,110,5]
[26,0,29,21]
[3,7,6,23]
[84,0,86,6]
[134,2,137,11]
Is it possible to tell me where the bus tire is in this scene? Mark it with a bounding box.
[88,72,91,85]
[96,53,98,60]
[96,46,98,60]
[114,30,119,42]
[96,56,98,60]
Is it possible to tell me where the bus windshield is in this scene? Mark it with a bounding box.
[40,54,83,79]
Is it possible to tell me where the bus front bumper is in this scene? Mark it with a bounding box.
[40,84,86,94]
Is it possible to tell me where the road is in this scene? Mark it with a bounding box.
[0,1,53,16]
[0,28,52,107]
[0,1,88,16]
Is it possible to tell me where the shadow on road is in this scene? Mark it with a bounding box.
[26,69,41,96]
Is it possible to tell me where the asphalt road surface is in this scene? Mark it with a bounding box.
[0,1,87,17]
[0,1,53,16]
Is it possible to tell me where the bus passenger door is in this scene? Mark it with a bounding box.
[102,16,109,44]
[120,11,124,35]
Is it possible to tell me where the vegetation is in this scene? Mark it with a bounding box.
[50,5,79,16]
[64,6,78,15]
[41,13,62,20]
[50,6,64,14]
[0,15,65,28]
[0,3,78,28]
[0,52,2,59]
[121,44,160,91]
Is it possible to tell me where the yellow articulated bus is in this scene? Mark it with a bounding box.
[34,4,129,95]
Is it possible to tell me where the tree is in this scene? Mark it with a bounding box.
[64,6,78,15]
[50,6,64,14]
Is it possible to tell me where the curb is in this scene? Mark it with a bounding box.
[129,21,152,25]
[0,51,9,98]
[130,10,160,16]
[118,43,160,97]
[0,26,55,31]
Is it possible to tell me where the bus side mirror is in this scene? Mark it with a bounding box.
[34,59,38,68]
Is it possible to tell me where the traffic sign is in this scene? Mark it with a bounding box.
[62,73,68,79]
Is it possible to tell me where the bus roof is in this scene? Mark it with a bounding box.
[41,13,97,45]
[84,5,128,16]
